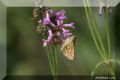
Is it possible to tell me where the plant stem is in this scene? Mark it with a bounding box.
[104,8,115,76]
[55,45,58,75]
[46,46,55,79]
[104,8,111,61]
[84,0,106,61]
[52,45,58,76]
[84,0,115,76]
[91,60,105,76]
[85,0,108,60]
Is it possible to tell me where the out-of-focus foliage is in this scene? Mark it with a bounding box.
[7,5,120,75]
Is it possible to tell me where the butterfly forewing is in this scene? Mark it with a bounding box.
[61,36,75,60]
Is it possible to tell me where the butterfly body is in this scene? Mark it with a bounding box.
[60,36,75,60]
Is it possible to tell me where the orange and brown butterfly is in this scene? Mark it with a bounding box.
[60,36,75,60]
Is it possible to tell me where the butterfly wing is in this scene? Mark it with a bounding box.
[61,38,74,60]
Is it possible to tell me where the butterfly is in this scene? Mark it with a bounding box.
[60,36,75,60]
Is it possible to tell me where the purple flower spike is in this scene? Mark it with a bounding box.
[63,23,75,28]
[56,10,67,20]
[43,11,51,25]
[34,8,75,47]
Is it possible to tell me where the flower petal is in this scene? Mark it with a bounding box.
[42,40,48,47]
[43,11,51,25]
[99,1,103,16]
[56,10,67,20]
[47,30,53,42]
[48,9,54,14]
[56,20,63,26]
[63,23,75,28]
[62,28,70,37]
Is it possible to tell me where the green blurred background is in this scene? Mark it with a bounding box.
[7,5,120,76]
